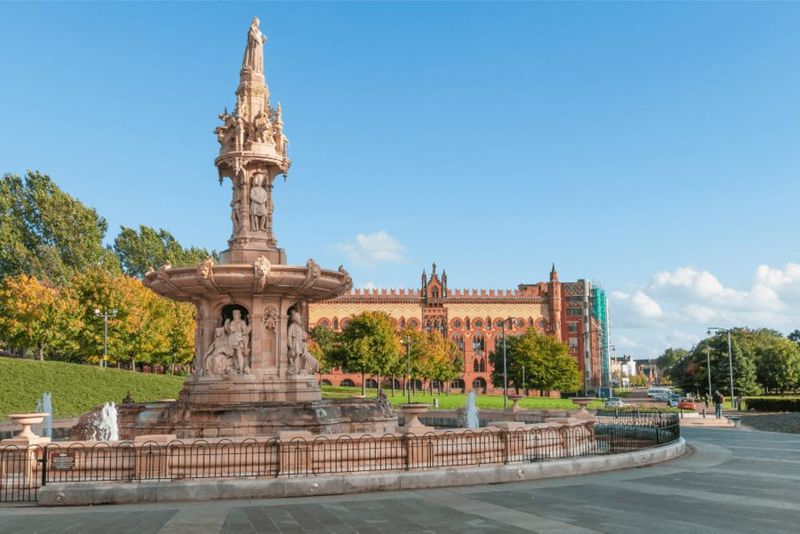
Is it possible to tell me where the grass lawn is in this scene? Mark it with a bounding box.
[320,385,603,410]
[0,358,185,421]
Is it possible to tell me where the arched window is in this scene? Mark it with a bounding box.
[451,379,465,390]
[432,287,439,299]
[320,379,332,386]
[341,379,355,387]
[333,317,339,330]
[408,318,420,329]
[472,333,484,352]
[472,377,487,393]
[479,359,486,372]
[365,378,378,389]
[400,317,406,328]
[473,359,480,372]
[317,318,330,328]
[452,334,464,352]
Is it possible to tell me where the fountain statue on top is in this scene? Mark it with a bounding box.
[81,17,396,440]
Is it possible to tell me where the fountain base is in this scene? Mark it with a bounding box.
[108,396,397,439]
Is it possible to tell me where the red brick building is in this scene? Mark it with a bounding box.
[309,264,602,394]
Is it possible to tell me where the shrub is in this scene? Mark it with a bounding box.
[745,398,800,412]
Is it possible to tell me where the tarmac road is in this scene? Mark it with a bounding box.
[1,427,798,533]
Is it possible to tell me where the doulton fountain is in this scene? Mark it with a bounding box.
[109,18,396,439]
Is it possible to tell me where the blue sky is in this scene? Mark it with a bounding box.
[2,2,800,358]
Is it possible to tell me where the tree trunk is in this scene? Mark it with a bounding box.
[361,370,366,396]
[377,372,382,396]
[37,343,44,362]
[391,376,395,397]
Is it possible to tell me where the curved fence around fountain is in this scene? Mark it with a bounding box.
[0,413,679,503]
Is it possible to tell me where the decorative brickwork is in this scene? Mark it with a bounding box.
[309,264,604,394]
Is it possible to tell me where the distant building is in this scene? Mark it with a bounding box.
[308,264,605,394]
[636,359,663,385]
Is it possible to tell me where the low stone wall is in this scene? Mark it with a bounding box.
[36,438,686,506]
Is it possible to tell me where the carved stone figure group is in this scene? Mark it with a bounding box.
[202,310,252,377]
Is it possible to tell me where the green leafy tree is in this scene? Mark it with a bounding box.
[788,329,800,346]
[753,336,800,393]
[423,331,463,394]
[655,348,689,373]
[337,312,401,395]
[0,171,112,285]
[309,325,341,373]
[0,274,81,360]
[489,328,580,395]
[113,225,218,278]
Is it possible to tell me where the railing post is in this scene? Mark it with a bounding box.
[39,444,48,488]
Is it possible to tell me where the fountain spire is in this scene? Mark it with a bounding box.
[214,17,290,265]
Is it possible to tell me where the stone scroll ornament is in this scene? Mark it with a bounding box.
[254,255,271,292]
[286,308,320,376]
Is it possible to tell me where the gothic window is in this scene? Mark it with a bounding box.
[340,318,350,329]
[408,318,420,329]
[514,318,525,329]
[400,317,406,328]
[432,287,439,299]
[473,319,483,329]
[425,320,432,332]
[333,317,339,330]
[452,334,464,352]
[451,318,462,329]
[473,359,480,372]
[317,318,330,328]
[479,359,486,372]
[472,333,485,352]
[465,317,471,330]
[528,317,534,327]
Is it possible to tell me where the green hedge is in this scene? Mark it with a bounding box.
[745,398,800,412]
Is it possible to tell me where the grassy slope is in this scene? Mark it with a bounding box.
[1,359,602,421]
[0,358,184,420]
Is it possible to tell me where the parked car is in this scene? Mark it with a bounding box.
[605,397,625,407]
[678,398,697,411]
[668,394,680,407]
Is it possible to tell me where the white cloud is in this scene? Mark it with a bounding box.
[610,290,664,328]
[334,231,406,266]
[611,264,800,359]
[361,281,377,290]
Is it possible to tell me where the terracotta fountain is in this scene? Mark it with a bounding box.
[95,18,396,439]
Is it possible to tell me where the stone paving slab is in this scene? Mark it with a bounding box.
[1,428,799,533]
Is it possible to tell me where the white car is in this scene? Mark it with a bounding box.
[605,397,625,407]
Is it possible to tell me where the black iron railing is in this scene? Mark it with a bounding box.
[0,414,679,503]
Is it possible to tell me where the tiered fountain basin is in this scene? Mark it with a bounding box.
[143,262,351,302]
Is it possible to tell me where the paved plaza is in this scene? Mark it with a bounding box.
[1,427,799,533]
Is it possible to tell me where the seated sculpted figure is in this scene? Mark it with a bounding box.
[287,308,320,375]
[203,327,235,376]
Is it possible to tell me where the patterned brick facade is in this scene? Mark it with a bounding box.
[309,264,603,394]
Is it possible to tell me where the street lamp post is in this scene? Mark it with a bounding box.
[404,335,412,405]
[500,317,511,409]
[522,364,526,395]
[708,327,735,408]
[94,308,117,369]
[705,346,712,396]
